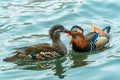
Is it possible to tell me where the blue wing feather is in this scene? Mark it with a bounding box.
[91,33,99,43]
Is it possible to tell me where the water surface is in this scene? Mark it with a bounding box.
[0,0,120,80]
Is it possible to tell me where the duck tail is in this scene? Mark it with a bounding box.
[102,26,111,34]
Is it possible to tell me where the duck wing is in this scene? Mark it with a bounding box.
[85,26,111,42]
[85,32,97,42]
[13,43,50,54]
[25,43,62,59]
[25,43,54,54]
[4,43,60,61]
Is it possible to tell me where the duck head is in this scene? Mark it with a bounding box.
[49,24,69,42]
[67,25,87,49]
[69,25,84,37]
[49,24,68,54]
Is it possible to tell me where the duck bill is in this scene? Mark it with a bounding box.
[64,29,71,36]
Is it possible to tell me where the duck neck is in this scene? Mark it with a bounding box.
[70,34,88,49]
[51,31,60,42]
[51,32,67,55]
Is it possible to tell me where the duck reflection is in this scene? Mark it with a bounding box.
[69,51,89,68]
[52,51,90,79]
[52,58,66,79]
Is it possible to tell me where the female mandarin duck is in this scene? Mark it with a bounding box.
[67,24,111,52]
[4,24,68,62]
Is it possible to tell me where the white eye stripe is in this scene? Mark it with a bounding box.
[72,28,82,33]
[55,29,61,32]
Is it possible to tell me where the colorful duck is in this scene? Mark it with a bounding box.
[4,24,68,62]
[67,24,111,52]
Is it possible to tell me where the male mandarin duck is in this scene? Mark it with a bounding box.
[4,24,68,62]
[67,24,111,52]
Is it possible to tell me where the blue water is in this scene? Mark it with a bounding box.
[0,0,120,80]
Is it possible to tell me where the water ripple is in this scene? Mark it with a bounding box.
[0,0,120,80]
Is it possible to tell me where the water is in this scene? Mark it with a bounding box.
[0,0,120,80]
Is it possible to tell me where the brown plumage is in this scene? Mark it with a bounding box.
[67,24,111,52]
[3,24,68,62]
[70,33,87,49]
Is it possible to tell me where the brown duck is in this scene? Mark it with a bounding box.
[66,24,111,52]
[4,24,68,62]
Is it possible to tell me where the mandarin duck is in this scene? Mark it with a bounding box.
[67,24,111,52]
[4,24,68,62]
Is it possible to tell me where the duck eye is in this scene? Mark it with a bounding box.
[59,27,63,30]
[55,27,64,32]
[75,30,78,32]
[72,28,78,32]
